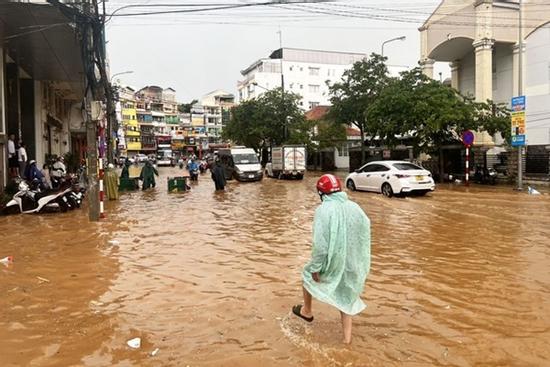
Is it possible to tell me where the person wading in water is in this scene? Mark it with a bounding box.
[292,174,371,344]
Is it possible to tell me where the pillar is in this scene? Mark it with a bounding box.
[473,38,494,102]
[512,43,524,97]
[450,61,460,90]
[419,58,435,79]
[0,48,5,190]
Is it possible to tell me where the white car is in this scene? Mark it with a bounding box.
[345,160,435,197]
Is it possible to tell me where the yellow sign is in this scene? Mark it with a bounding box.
[511,111,526,134]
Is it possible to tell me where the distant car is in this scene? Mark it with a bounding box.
[345,160,435,197]
[135,154,148,163]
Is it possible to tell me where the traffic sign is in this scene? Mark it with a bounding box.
[511,135,526,146]
[511,96,526,146]
[461,130,475,146]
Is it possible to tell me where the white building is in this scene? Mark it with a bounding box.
[420,0,550,175]
[199,90,235,143]
[238,48,367,110]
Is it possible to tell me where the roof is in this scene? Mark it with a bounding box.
[269,47,366,59]
[346,127,361,137]
[305,106,330,121]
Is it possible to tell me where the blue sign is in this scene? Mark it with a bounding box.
[462,130,475,146]
[511,135,525,146]
[511,96,526,111]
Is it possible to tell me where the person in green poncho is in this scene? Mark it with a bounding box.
[292,174,371,344]
[139,160,159,190]
[104,163,119,200]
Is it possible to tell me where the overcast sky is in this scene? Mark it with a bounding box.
[106,0,448,102]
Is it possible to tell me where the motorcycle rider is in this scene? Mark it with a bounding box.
[52,156,67,187]
[27,160,44,185]
[187,158,199,181]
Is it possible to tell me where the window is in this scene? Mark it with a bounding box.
[309,85,320,93]
[338,144,349,157]
[392,163,423,171]
[289,83,294,89]
[308,101,320,109]
[299,84,303,89]
[361,164,388,173]
[309,67,320,76]
[289,66,293,71]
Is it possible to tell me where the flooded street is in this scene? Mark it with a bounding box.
[1,168,550,367]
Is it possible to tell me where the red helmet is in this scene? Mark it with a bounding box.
[317,174,342,195]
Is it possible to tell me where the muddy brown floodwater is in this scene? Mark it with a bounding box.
[1,168,550,367]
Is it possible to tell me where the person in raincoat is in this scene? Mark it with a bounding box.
[292,174,371,344]
[139,160,159,190]
[104,163,119,200]
[120,159,131,179]
[211,158,226,191]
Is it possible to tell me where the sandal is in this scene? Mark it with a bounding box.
[292,305,314,323]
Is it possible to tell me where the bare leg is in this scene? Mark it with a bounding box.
[301,286,313,318]
[340,311,352,344]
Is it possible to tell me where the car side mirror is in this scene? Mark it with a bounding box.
[355,169,361,173]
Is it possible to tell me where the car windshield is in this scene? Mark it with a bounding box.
[233,154,258,165]
[393,163,423,171]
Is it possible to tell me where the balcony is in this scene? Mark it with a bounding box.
[127,142,142,151]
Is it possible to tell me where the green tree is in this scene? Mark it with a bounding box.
[476,100,511,144]
[329,53,389,163]
[178,99,198,113]
[366,68,478,154]
[222,88,308,152]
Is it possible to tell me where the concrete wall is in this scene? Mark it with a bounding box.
[459,52,476,98]
[525,23,550,146]
[493,44,514,105]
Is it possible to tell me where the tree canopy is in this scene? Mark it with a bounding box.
[222,88,309,152]
[328,53,389,161]
[365,68,511,154]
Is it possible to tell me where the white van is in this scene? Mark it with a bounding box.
[218,147,263,182]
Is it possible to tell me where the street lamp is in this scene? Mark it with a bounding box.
[107,71,133,164]
[110,70,134,83]
[381,36,406,57]
[252,81,269,92]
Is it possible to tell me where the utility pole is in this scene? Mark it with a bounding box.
[278,28,286,142]
[517,0,523,190]
[48,0,104,220]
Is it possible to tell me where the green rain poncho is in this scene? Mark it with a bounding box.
[302,191,371,316]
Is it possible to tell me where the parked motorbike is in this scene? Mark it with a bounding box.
[474,165,497,185]
[2,180,74,215]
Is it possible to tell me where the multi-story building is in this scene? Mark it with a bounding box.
[420,0,550,177]
[118,86,140,156]
[135,86,186,155]
[200,90,235,143]
[238,48,367,110]
[1,1,87,190]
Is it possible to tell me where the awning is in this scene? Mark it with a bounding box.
[0,2,85,100]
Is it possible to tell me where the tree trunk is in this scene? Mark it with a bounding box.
[439,147,445,183]
[360,125,366,165]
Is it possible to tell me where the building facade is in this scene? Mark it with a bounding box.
[238,48,367,110]
[1,1,86,191]
[420,0,550,176]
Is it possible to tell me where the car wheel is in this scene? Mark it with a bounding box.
[346,179,356,191]
[381,183,394,198]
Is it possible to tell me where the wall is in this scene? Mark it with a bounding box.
[525,23,550,146]
[493,44,514,105]
[458,51,476,98]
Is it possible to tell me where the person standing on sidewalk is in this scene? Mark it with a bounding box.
[292,174,371,344]
[7,134,18,178]
[17,142,28,179]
